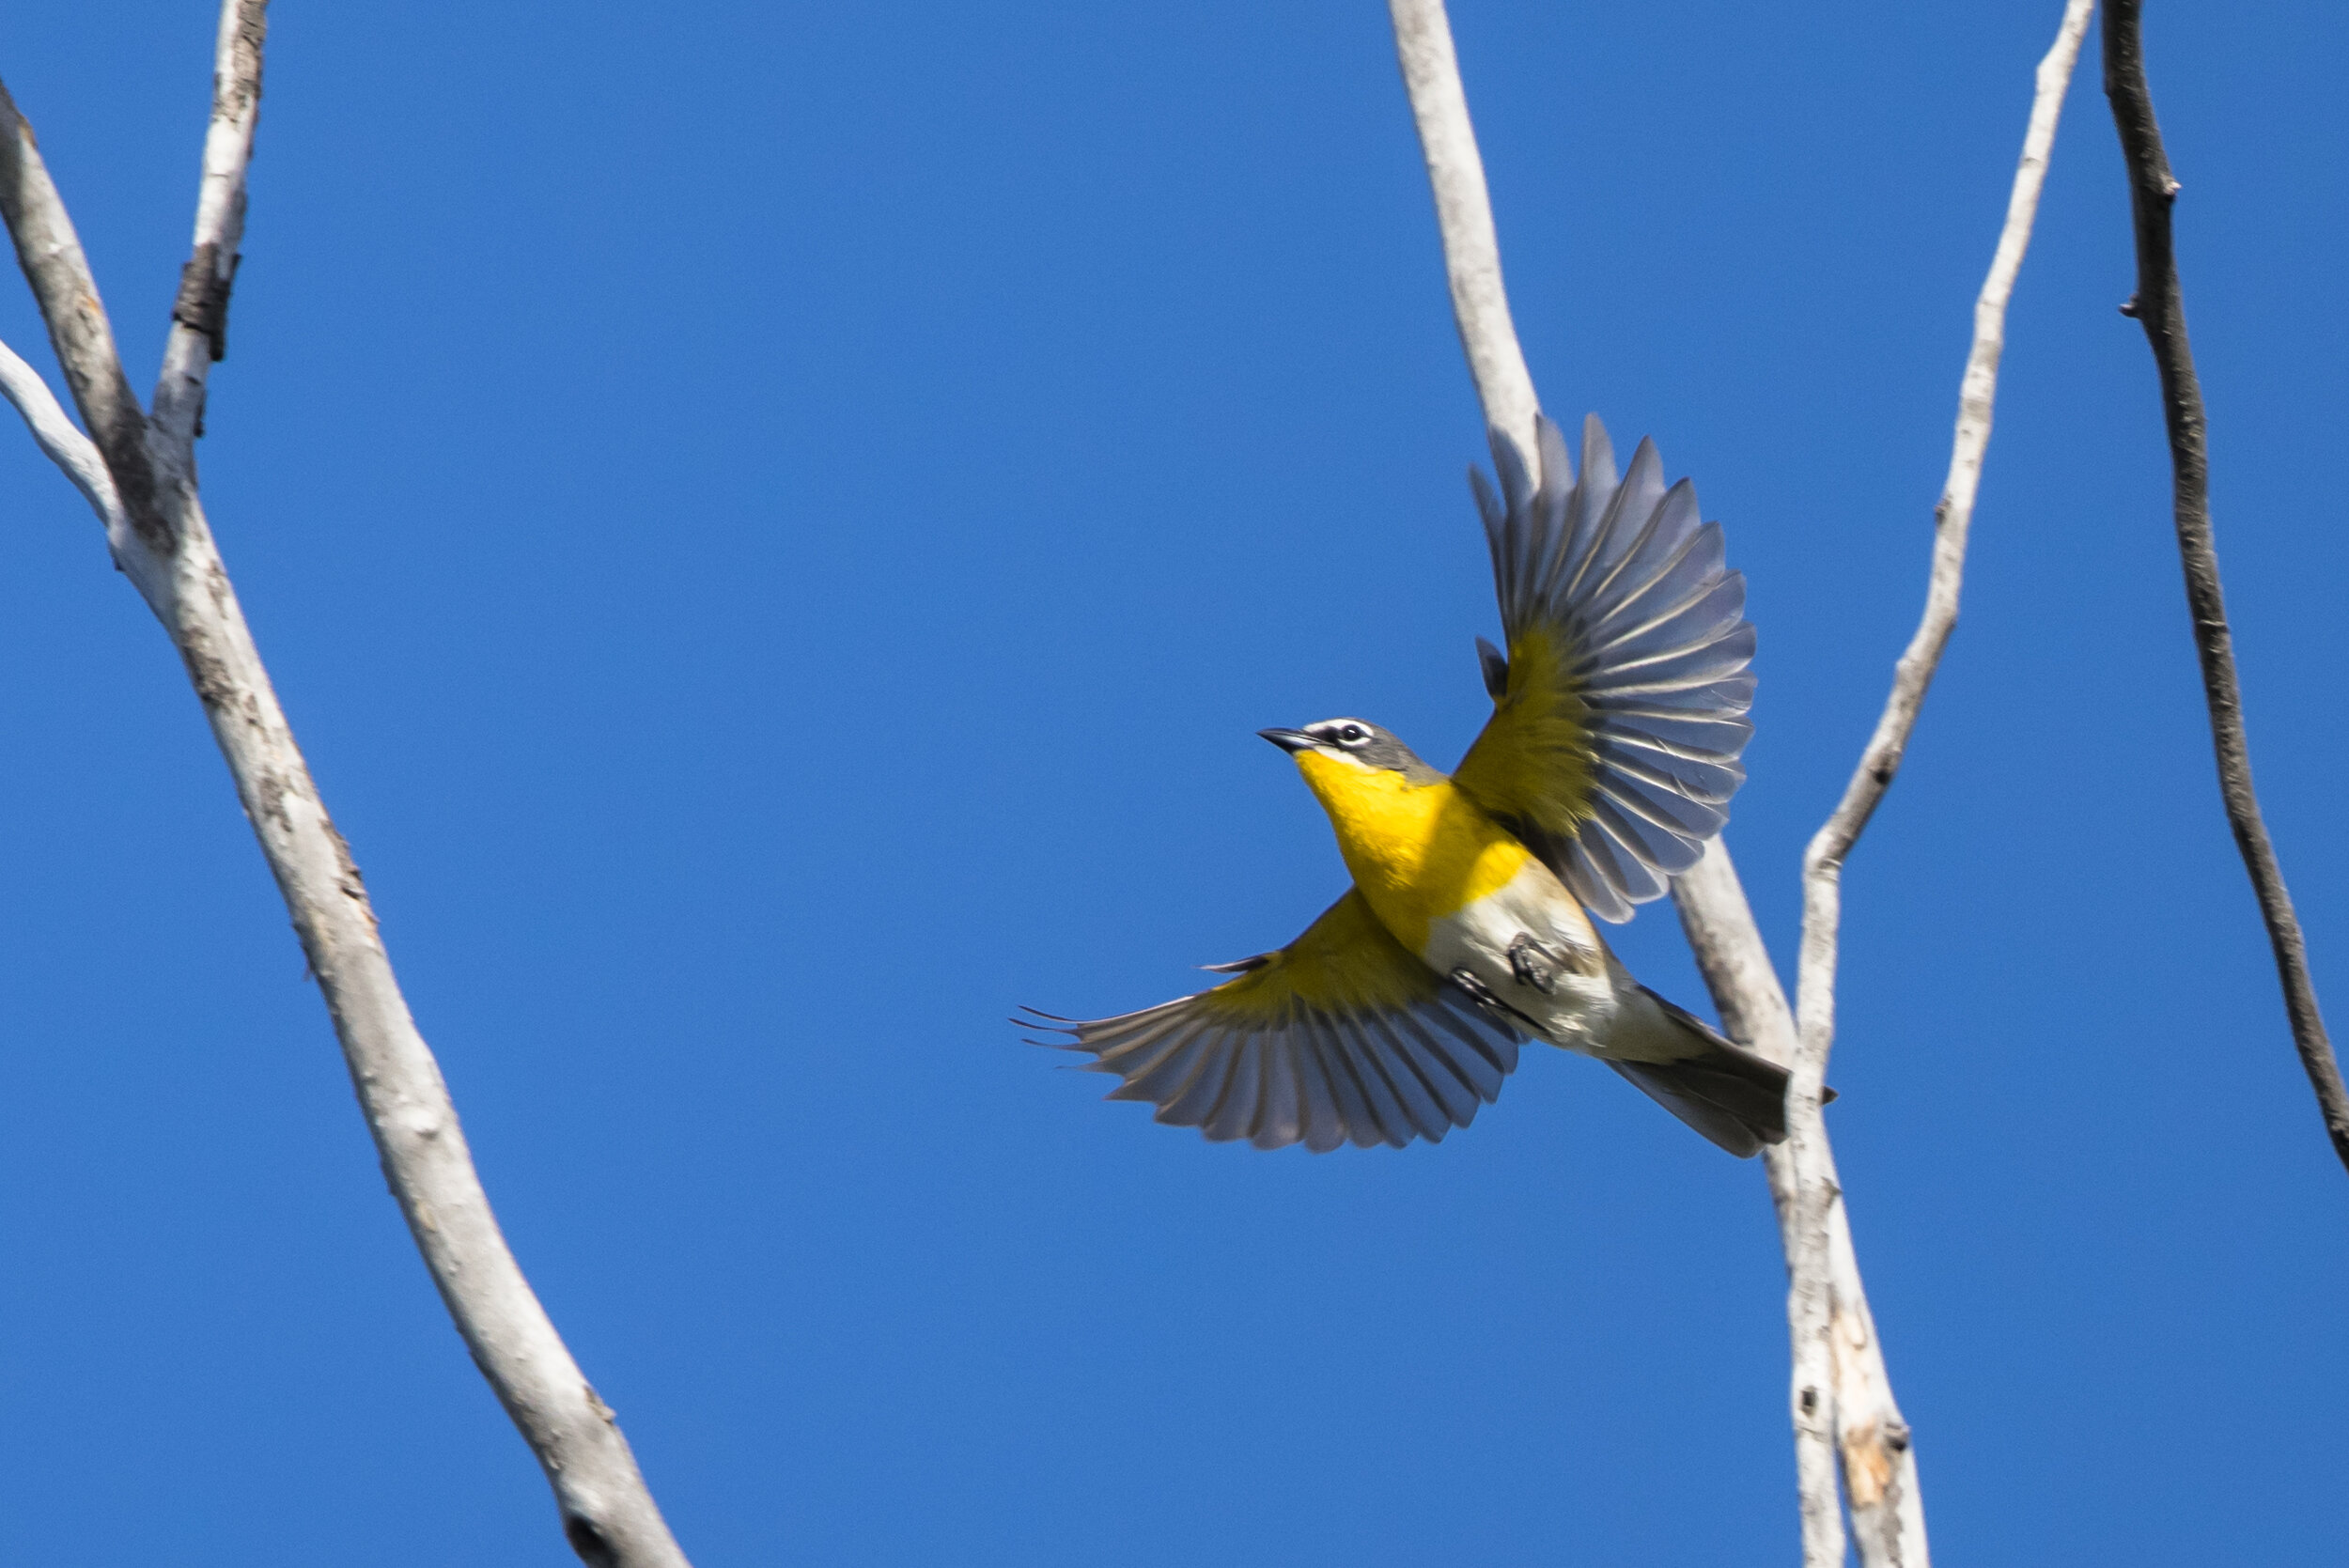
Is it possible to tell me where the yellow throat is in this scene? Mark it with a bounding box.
[1293,751,1534,953]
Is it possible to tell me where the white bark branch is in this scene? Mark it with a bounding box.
[1789,4,2094,1563]
[1381,2,2094,1561]
[1797,0,2092,991]
[0,78,169,577]
[1388,0,1540,464]
[0,11,692,1564]
[1386,2,1863,1559]
[151,0,264,457]
[0,335,125,539]
[1673,845,1848,1567]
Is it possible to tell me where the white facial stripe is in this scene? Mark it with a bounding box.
[1307,718,1374,748]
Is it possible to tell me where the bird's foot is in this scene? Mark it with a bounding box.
[1506,933,1566,995]
[1449,966,1543,1031]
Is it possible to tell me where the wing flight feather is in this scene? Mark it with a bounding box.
[1024,891,1522,1151]
[1452,413,1754,922]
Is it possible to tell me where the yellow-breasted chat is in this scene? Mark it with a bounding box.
[1027,413,1781,1155]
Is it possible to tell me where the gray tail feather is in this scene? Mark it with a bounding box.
[1610,987,1821,1158]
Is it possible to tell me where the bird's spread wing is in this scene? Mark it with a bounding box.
[1024,891,1522,1152]
[1451,413,1754,923]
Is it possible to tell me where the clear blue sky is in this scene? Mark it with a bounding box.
[2,2,2343,1562]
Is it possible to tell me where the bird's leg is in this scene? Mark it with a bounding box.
[1508,932,1597,994]
[1506,933,1562,995]
[1449,966,1544,1031]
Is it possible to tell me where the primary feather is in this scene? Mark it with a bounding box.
[1024,891,1522,1152]
[1453,414,1755,922]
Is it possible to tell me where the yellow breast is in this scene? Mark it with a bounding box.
[1294,753,1533,953]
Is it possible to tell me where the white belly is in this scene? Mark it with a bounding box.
[1417,859,1688,1063]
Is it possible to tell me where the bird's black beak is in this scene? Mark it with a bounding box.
[1258,727,1315,753]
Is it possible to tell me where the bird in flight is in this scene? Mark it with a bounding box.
[1026,414,1783,1156]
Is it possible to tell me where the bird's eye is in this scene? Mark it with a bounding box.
[1337,724,1367,744]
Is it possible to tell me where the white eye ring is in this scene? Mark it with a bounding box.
[1335,724,1368,745]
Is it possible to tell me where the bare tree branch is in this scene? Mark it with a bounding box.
[0,335,124,537]
[2102,0,2349,1173]
[1801,0,2093,1056]
[0,10,693,1563]
[153,0,265,455]
[1388,0,1538,459]
[1667,846,1796,1061]
[1786,7,2094,1562]
[0,80,169,561]
[1670,846,1848,1566]
[1395,0,2090,1559]
[1673,851,1928,1568]
[1387,3,1876,1561]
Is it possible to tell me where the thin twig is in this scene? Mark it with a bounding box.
[0,12,693,1563]
[2102,0,2349,1173]
[152,0,265,455]
[1790,5,2092,1559]
[1800,0,2094,1050]
[0,336,124,537]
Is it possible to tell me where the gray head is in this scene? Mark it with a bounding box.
[1257,718,1446,784]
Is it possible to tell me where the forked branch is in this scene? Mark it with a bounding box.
[0,8,692,1564]
[1386,1,1880,1562]
[2102,0,2349,1174]
[1789,7,2095,1563]
[1392,1,2094,1563]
